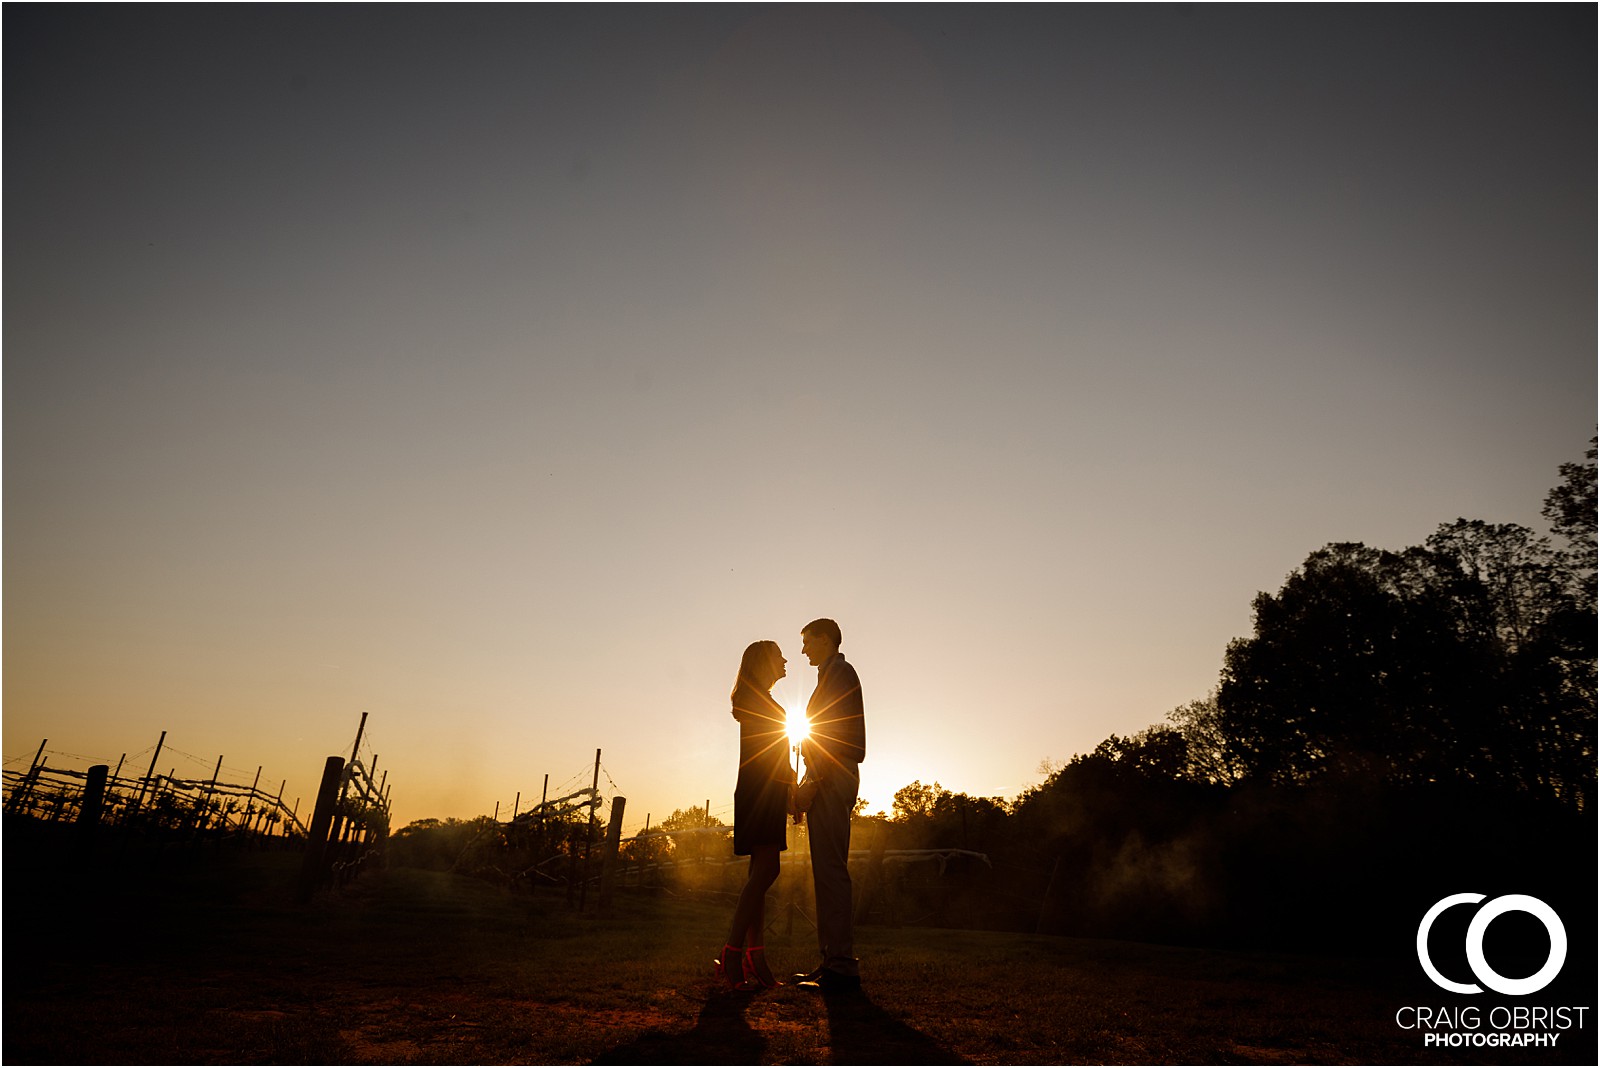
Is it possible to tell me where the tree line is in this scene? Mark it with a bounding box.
[391,440,1594,952]
[872,438,1595,950]
[1079,436,1594,804]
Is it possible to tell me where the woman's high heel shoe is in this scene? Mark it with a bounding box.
[744,945,779,989]
[714,943,757,991]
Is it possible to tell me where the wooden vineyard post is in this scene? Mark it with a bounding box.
[132,731,166,818]
[297,756,345,903]
[598,795,626,914]
[78,764,110,840]
[329,712,367,851]
[110,754,126,808]
[269,780,286,843]
[578,749,601,912]
[6,739,47,815]
[34,759,54,820]
[192,754,223,845]
[245,765,263,838]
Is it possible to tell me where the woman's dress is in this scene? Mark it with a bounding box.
[731,684,793,856]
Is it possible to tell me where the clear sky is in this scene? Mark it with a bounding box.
[5,5,1594,832]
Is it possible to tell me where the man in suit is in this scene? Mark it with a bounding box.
[793,617,865,992]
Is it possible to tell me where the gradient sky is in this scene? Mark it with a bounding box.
[5,5,1594,831]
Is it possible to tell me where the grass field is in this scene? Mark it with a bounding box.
[2,844,1590,1065]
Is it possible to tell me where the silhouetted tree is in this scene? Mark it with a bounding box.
[1525,436,1599,808]
[1166,693,1245,785]
[1542,434,1597,610]
[390,817,495,870]
[891,780,948,822]
[887,781,1009,853]
[1214,442,1596,808]
[1217,542,1496,787]
[1425,519,1568,654]
[1424,512,1595,806]
[657,804,727,861]
[619,831,670,866]
[1090,726,1190,782]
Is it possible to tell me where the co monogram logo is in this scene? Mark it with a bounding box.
[1416,894,1567,996]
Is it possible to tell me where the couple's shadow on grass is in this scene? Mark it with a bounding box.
[594,986,966,1065]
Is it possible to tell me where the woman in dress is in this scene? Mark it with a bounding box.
[714,639,795,990]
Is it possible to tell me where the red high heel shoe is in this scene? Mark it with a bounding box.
[713,943,756,991]
[744,945,779,989]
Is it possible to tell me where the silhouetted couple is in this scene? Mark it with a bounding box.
[715,617,866,994]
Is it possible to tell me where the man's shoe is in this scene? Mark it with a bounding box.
[821,969,862,993]
[790,966,825,985]
[798,968,861,993]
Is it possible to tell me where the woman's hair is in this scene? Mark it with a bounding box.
[731,639,782,699]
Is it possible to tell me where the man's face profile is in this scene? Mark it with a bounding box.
[801,629,834,667]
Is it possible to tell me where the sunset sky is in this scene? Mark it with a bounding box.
[5,5,1594,831]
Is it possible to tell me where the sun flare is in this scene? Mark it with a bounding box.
[783,700,810,747]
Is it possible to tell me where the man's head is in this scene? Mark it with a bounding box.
[801,617,842,666]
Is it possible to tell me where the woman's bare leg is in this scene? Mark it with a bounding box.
[723,848,781,978]
[741,848,781,985]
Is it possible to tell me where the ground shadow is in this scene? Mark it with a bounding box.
[591,985,966,1066]
[592,990,765,1065]
[822,987,968,1065]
